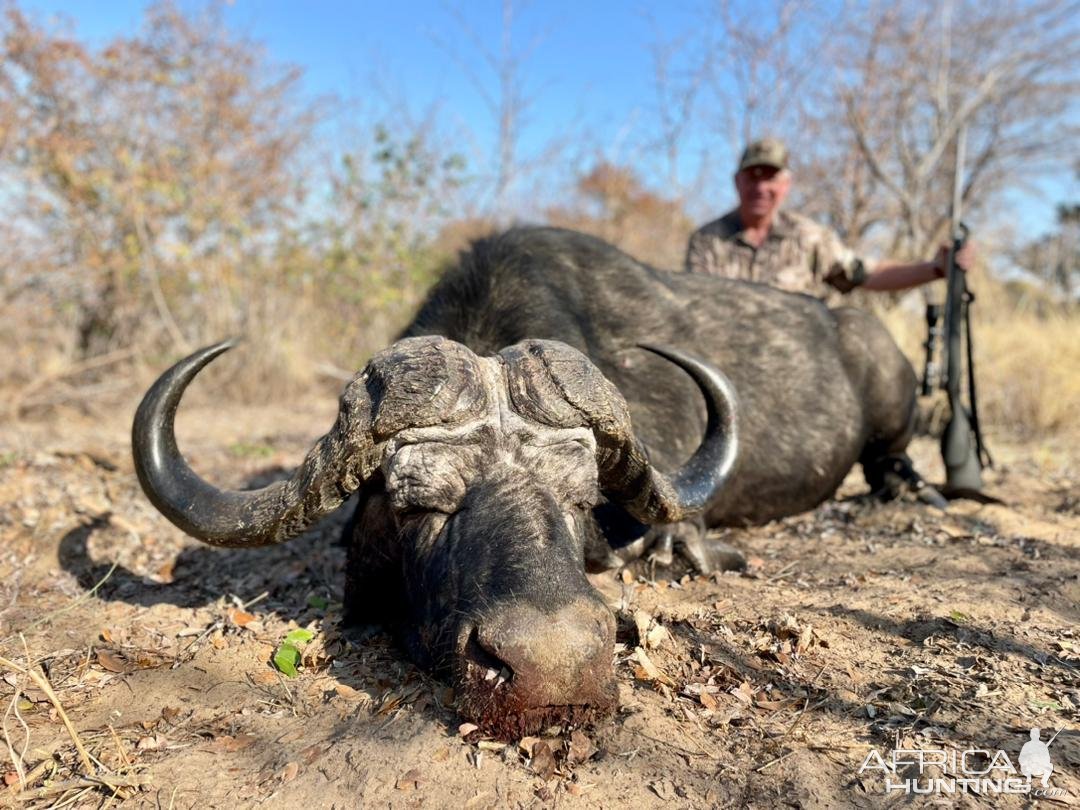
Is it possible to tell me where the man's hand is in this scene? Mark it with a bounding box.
[933,241,975,276]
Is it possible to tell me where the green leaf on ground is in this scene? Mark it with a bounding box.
[272,628,315,677]
[273,644,301,677]
[284,628,314,646]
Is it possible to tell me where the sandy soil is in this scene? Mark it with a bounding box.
[1,400,1077,809]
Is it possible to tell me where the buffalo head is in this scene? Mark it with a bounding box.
[132,336,738,737]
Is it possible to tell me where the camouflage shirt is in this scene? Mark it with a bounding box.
[684,209,868,298]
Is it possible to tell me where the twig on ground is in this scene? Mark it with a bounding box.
[12,774,146,803]
[11,754,58,794]
[781,664,831,742]
[628,728,720,760]
[172,620,224,667]
[40,784,94,809]
[754,749,793,772]
[2,689,30,790]
[173,592,268,668]
[107,724,131,768]
[766,561,799,583]
[0,655,95,775]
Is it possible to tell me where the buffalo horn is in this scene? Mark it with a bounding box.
[596,345,739,523]
[132,340,378,547]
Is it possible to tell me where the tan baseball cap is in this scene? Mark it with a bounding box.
[738,138,789,172]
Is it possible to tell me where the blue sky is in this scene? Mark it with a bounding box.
[16,1,1078,246]
[22,2,700,154]
[22,1,731,213]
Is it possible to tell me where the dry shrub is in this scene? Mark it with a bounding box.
[546,162,693,270]
[0,243,436,420]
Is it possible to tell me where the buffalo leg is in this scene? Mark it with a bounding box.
[835,307,946,509]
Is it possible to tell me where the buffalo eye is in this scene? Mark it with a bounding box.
[383,441,470,515]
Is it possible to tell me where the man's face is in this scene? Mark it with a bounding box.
[734,165,791,221]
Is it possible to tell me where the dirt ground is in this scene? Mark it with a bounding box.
[1,398,1077,809]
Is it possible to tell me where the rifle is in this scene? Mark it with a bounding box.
[922,124,995,501]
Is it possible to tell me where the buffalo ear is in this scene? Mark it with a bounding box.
[343,479,409,627]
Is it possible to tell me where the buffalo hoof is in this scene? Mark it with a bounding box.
[619,520,746,576]
[916,484,949,510]
[677,534,747,574]
[869,455,947,512]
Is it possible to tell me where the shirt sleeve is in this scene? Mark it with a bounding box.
[684,230,708,274]
[817,226,867,294]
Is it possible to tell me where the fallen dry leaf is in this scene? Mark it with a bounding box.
[530,740,557,780]
[650,779,677,800]
[155,559,176,583]
[797,624,814,655]
[771,614,801,640]
[395,768,422,790]
[136,735,166,751]
[209,734,256,753]
[700,691,720,711]
[518,736,541,756]
[634,610,652,641]
[279,761,299,783]
[567,730,598,764]
[96,650,131,674]
[334,683,362,700]
[940,522,971,539]
[228,609,256,627]
[632,646,676,687]
[647,623,671,650]
[731,681,755,705]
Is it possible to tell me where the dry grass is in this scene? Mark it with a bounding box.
[3,246,1077,446]
[878,278,1080,440]
[0,276,419,419]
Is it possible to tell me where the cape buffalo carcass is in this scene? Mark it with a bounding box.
[133,226,934,738]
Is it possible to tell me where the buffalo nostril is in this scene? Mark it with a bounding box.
[471,598,616,707]
[464,626,515,685]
